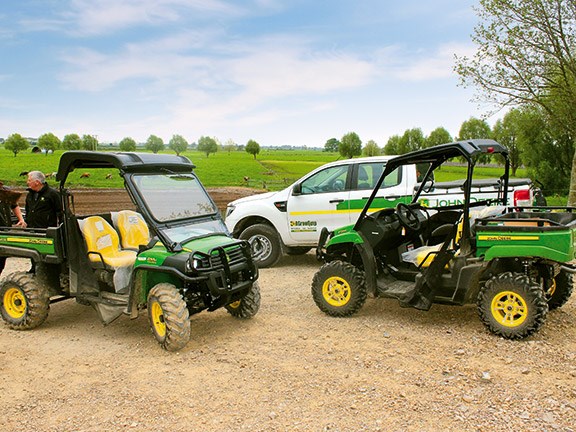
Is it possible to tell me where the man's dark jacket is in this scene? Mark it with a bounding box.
[25,183,62,228]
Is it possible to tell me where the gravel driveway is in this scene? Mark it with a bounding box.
[0,254,575,431]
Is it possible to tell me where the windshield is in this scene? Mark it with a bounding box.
[162,219,228,243]
[132,173,218,222]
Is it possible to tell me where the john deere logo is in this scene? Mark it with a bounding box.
[478,235,540,241]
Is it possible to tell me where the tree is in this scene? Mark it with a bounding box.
[324,138,340,153]
[425,127,452,148]
[383,135,402,155]
[398,128,424,154]
[62,133,82,150]
[455,0,576,203]
[197,136,218,157]
[491,109,523,176]
[82,134,98,151]
[339,132,362,159]
[458,117,492,164]
[146,135,164,154]
[224,139,236,154]
[362,140,380,157]
[119,137,137,152]
[37,132,61,155]
[169,134,189,156]
[245,139,260,159]
[516,106,573,196]
[458,117,492,140]
[4,133,29,157]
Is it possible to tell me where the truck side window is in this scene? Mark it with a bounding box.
[357,163,401,190]
[300,166,349,194]
[381,166,401,188]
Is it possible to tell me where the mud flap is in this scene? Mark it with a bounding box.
[91,302,125,325]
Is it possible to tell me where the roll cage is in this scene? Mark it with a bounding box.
[354,139,510,252]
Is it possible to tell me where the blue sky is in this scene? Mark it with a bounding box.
[0,0,490,148]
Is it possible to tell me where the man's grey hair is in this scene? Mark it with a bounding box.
[28,171,46,184]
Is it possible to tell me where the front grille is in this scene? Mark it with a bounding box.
[194,243,248,271]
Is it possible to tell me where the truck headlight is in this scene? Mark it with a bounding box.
[225,205,235,219]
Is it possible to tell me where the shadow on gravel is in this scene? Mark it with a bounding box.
[272,252,322,269]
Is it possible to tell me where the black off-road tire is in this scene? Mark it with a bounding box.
[284,246,311,256]
[147,283,191,352]
[225,282,261,319]
[546,270,573,310]
[0,272,50,330]
[477,272,548,340]
[311,261,367,317]
[239,224,282,268]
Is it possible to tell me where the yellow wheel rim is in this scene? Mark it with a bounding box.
[3,287,27,319]
[547,279,556,297]
[228,300,241,309]
[491,290,528,327]
[150,301,166,338]
[322,276,351,307]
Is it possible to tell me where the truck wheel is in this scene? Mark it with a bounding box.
[239,224,282,268]
[546,270,573,310]
[147,283,191,351]
[284,246,311,256]
[226,281,261,319]
[0,272,50,330]
[477,272,548,339]
[311,261,367,317]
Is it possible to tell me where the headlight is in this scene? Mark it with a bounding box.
[225,205,236,219]
[186,256,203,272]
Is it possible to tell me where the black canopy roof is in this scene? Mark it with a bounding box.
[56,151,195,183]
[384,139,507,172]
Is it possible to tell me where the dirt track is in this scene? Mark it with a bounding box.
[15,186,261,215]
[1,188,576,431]
[1,255,575,431]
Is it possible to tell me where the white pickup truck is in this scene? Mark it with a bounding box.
[225,155,537,267]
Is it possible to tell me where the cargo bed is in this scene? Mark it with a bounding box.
[475,208,576,262]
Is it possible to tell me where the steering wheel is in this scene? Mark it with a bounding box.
[332,179,344,191]
[396,203,421,231]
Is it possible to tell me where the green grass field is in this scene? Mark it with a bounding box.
[0,148,340,190]
[0,147,566,204]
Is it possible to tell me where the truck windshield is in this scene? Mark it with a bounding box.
[132,173,218,222]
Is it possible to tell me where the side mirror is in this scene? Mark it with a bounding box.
[292,183,302,196]
[423,179,434,193]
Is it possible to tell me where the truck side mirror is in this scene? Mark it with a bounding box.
[292,183,302,196]
[423,179,435,193]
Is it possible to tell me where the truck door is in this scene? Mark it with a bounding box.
[286,164,351,244]
[348,162,410,219]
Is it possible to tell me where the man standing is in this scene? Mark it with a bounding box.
[25,171,61,228]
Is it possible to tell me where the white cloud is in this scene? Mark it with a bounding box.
[18,0,245,35]
[58,33,377,130]
[375,42,476,82]
[63,0,246,35]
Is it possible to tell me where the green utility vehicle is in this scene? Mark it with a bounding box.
[312,139,574,339]
[0,151,260,351]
